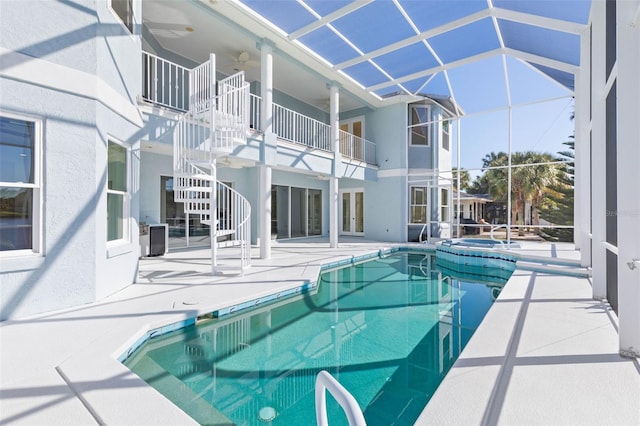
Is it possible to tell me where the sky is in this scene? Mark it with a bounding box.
[446,55,575,178]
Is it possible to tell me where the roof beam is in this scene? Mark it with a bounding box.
[368,48,502,91]
[367,45,578,92]
[288,0,374,40]
[335,8,491,70]
[503,47,578,74]
[491,7,587,34]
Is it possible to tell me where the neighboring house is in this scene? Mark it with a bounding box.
[453,191,492,236]
[0,1,456,319]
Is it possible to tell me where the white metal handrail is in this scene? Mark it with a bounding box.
[249,93,261,132]
[217,180,251,272]
[338,130,376,164]
[189,59,214,114]
[142,51,190,111]
[489,224,507,249]
[315,370,366,426]
[273,103,331,152]
[215,72,250,152]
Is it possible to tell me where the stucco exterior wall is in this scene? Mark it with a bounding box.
[0,0,142,319]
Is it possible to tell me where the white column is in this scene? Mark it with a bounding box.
[210,159,218,274]
[259,40,274,259]
[590,0,607,300]
[616,0,640,358]
[506,106,512,246]
[260,42,273,134]
[329,83,340,248]
[575,26,592,268]
[456,119,461,237]
[259,165,272,259]
[209,53,218,274]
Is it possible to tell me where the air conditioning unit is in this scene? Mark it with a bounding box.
[139,224,168,257]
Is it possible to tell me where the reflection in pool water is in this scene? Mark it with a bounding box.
[124,252,513,425]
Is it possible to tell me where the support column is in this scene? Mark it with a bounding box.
[616,0,640,358]
[210,159,218,274]
[259,165,272,259]
[590,1,607,299]
[259,39,275,259]
[329,83,341,248]
[575,26,592,268]
[209,52,218,274]
[456,119,461,237]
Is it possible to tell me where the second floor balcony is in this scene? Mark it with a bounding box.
[141,51,376,166]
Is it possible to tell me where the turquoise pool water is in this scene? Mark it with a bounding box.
[124,252,512,425]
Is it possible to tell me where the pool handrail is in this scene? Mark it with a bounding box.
[315,370,367,426]
[489,224,507,249]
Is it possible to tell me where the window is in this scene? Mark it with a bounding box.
[410,186,428,224]
[0,115,40,253]
[442,119,450,151]
[441,188,449,221]
[111,0,134,34]
[409,105,430,146]
[107,141,128,242]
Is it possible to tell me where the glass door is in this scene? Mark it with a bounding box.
[340,189,364,236]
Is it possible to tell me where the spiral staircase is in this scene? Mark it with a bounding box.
[173,54,251,274]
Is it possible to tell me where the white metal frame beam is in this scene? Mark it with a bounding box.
[334,6,586,72]
[368,48,502,92]
[289,0,373,40]
[366,47,577,93]
[335,8,491,71]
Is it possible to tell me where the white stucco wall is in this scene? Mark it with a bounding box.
[0,0,142,319]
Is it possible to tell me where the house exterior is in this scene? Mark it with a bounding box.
[0,0,456,319]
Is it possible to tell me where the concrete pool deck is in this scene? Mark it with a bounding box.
[1,239,639,425]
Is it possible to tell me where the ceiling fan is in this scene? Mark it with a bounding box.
[225,50,260,72]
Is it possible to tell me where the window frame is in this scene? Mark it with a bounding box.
[408,104,431,147]
[409,185,428,225]
[441,117,450,152]
[109,0,135,35]
[107,138,130,245]
[441,188,449,222]
[0,111,43,257]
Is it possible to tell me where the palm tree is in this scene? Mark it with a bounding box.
[475,151,565,236]
[452,167,471,191]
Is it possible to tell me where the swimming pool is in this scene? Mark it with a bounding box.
[123,252,513,425]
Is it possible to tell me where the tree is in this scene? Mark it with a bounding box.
[538,138,574,241]
[452,167,471,191]
[470,150,565,236]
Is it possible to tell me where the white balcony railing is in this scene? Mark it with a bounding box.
[143,52,376,164]
[142,51,190,111]
[339,130,376,164]
[273,103,332,152]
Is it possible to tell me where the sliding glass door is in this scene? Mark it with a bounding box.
[271,185,322,239]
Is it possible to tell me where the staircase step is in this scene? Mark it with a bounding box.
[217,239,241,249]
